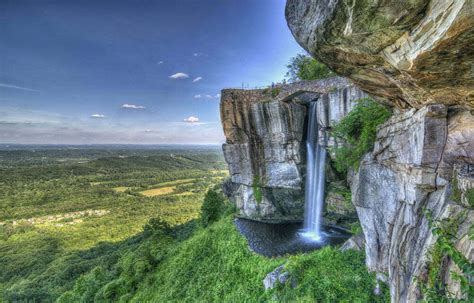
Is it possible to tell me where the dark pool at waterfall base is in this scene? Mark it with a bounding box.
[234,218,351,257]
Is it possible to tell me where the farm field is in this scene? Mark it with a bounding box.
[0,145,227,300]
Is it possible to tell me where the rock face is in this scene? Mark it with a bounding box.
[351,106,474,302]
[285,1,474,302]
[220,77,366,221]
[286,0,474,110]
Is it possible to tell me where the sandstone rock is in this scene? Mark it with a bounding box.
[286,0,474,110]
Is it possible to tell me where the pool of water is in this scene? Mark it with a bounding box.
[234,218,351,257]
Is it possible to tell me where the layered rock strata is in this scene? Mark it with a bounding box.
[286,0,474,110]
[220,77,365,221]
[352,105,473,301]
[285,1,473,301]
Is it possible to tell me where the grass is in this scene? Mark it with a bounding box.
[56,215,387,302]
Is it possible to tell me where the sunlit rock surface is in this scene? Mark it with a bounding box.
[351,106,473,302]
[286,1,474,301]
[220,77,365,221]
[286,0,474,110]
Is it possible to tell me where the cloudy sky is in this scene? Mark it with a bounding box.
[0,0,303,144]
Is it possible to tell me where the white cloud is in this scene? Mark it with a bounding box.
[91,114,106,118]
[169,72,189,79]
[192,76,203,82]
[194,93,220,100]
[0,83,40,92]
[193,53,199,57]
[121,103,146,109]
[158,61,164,64]
[183,116,199,123]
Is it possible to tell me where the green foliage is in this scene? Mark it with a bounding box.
[200,189,226,227]
[286,54,334,82]
[331,98,391,174]
[423,210,474,301]
[271,87,281,97]
[131,216,385,302]
[0,147,227,302]
[452,172,474,208]
[143,217,173,236]
[252,175,263,204]
[272,247,389,302]
[467,189,474,208]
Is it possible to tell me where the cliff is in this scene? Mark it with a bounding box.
[285,1,473,302]
[220,77,366,222]
[286,0,474,110]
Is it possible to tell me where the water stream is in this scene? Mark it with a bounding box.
[301,101,327,241]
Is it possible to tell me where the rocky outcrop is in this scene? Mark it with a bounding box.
[220,77,365,221]
[286,0,474,110]
[263,265,291,290]
[351,106,473,302]
[285,1,474,301]
[340,233,365,252]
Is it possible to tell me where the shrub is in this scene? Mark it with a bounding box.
[200,189,226,227]
[331,98,391,174]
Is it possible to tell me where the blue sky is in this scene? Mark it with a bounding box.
[0,0,303,144]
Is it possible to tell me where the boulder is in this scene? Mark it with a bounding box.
[263,265,291,290]
[340,233,365,252]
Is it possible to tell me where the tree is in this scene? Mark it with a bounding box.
[286,54,334,82]
[200,189,225,227]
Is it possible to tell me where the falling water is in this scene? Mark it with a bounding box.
[301,102,326,242]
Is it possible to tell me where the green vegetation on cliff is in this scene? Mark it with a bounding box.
[331,98,392,174]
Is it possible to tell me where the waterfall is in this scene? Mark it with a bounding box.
[301,102,326,241]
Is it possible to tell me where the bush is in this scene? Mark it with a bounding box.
[331,98,391,174]
[286,54,334,82]
[200,189,226,227]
